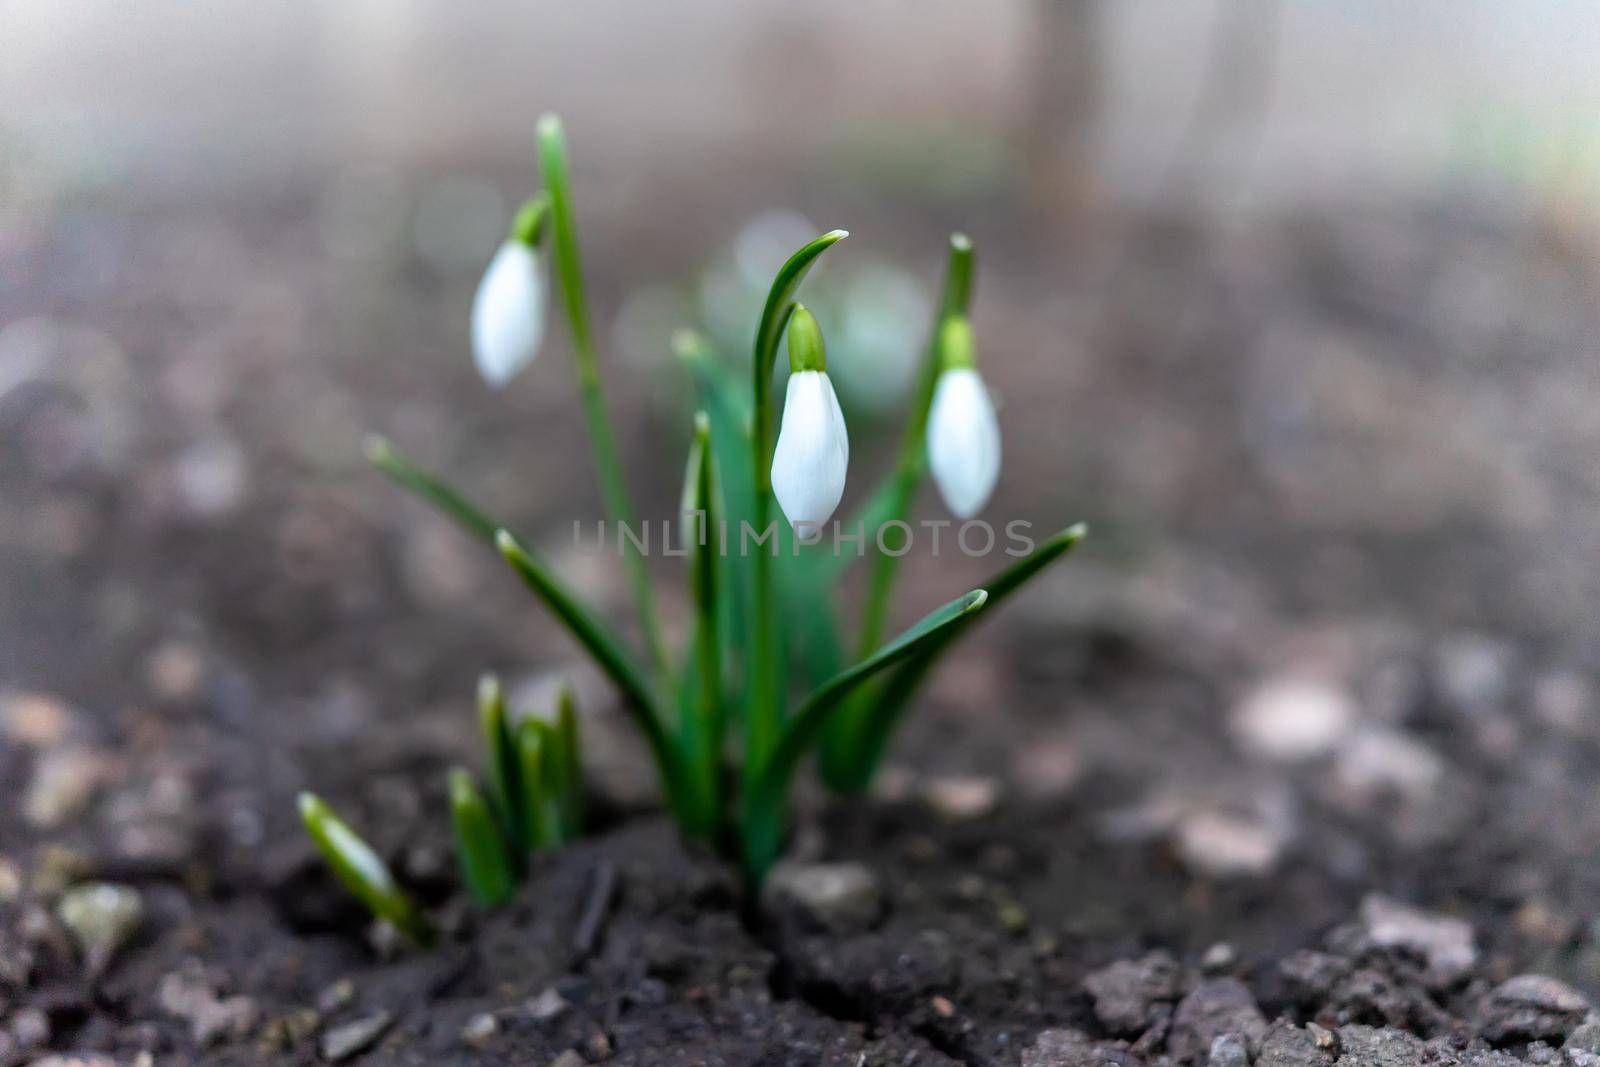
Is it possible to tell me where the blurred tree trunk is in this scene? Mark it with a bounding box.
[1024,0,1103,234]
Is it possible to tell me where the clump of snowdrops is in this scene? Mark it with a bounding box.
[298,115,1084,941]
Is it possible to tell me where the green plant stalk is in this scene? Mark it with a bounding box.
[449,768,515,906]
[537,113,669,680]
[746,230,849,796]
[681,412,723,839]
[740,589,988,880]
[298,793,435,945]
[821,234,974,791]
[478,675,530,865]
[553,683,584,841]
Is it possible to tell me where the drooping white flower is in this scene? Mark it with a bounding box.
[926,319,1000,519]
[471,239,547,387]
[773,370,849,535]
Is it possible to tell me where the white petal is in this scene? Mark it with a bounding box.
[926,367,1000,519]
[471,241,546,387]
[772,371,849,534]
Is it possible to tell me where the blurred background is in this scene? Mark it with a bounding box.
[4,1,1600,839]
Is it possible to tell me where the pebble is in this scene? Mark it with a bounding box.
[1231,675,1355,761]
[1478,974,1592,1043]
[1256,1021,1335,1067]
[1433,632,1514,712]
[1174,810,1284,878]
[1334,1024,1424,1066]
[25,746,111,828]
[920,775,1001,821]
[10,1006,50,1051]
[1210,1032,1251,1067]
[1,690,73,746]
[1167,978,1267,1062]
[1083,950,1185,1035]
[549,1052,586,1067]
[1201,942,1238,974]
[56,882,143,974]
[0,856,22,904]
[461,1012,498,1048]
[319,1011,393,1062]
[760,861,882,934]
[158,970,259,1045]
[1020,1028,1109,1067]
[526,988,571,1024]
[1352,894,1476,985]
[1334,729,1443,801]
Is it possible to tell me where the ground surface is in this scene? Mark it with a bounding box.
[3,185,1600,1065]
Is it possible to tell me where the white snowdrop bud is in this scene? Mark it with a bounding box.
[771,306,848,536]
[471,200,549,387]
[926,318,1000,519]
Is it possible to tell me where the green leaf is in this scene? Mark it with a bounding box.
[478,675,529,862]
[365,435,498,545]
[298,792,434,945]
[515,720,560,849]
[843,523,1087,790]
[449,768,515,906]
[740,589,987,880]
[495,529,688,820]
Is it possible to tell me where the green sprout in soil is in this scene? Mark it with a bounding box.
[299,114,1084,938]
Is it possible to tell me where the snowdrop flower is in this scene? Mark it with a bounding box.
[926,317,1000,519]
[471,198,549,387]
[771,305,848,536]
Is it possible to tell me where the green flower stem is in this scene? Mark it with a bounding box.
[854,233,974,658]
[740,589,988,881]
[537,114,670,681]
[747,230,848,796]
[681,413,723,839]
[449,768,515,906]
[298,793,435,945]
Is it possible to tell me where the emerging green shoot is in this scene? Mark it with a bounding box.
[297,793,434,946]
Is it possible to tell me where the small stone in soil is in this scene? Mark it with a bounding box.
[317,978,356,1013]
[1231,674,1354,761]
[10,1006,49,1051]
[461,1013,498,1048]
[526,988,571,1024]
[1256,1021,1335,1067]
[1347,893,1477,985]
[0,855,21,904]
[56,882,143,974]
[1334,1024,1424,1067]
[1083,950,1185,1035]
[761,861,882,934]
[1201,942,1238,973]
[1477,974,1592,1043]
[549,1052,585,1067]
[921,775,1002,821]
[1166,977,1267,1062]
[1210,1032,1251,1067]
[1174,810,1284,878]
[158,970,258,1046]
[25,746,111,828]
[1022,1028,1122,1067]
[319,1011,393,1062]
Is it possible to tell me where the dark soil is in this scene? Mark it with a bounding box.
[5,188,1600,1065]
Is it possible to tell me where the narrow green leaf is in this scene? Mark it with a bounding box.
[448,768,515,906]
[478,674,529,862]
[365,435,499,545]
[495,529,688,820]
[515,720,559,849]
[298,792,434,945]
[741,589,987,880]
[844,523,1087,789]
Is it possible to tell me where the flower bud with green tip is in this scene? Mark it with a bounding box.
[472,196,550,388]
[771,305,849,537]
[448,768,515,906]
[926,316,1000,519]
[297,792,435,945]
